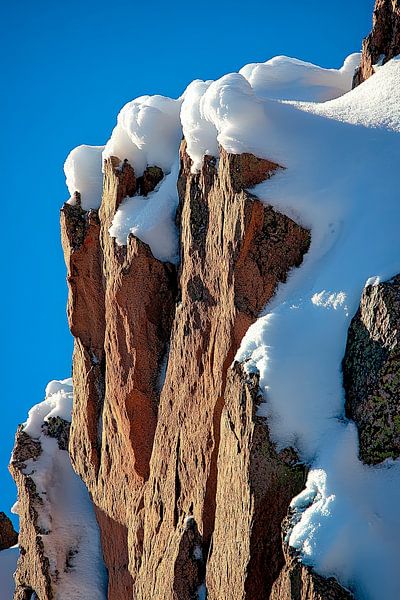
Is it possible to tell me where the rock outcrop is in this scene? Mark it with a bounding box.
[270,543,353,600]
[58,140,316,599]
[343,275,400,464]
[10,425,62,600]
[353,0,400,86]
[0,512,18,552]
[54,133,363,600]
[206,363,307,599]
[10,412,107,600]
[10,3,400,597]
[134,146,311,600]
[61,158,177,599]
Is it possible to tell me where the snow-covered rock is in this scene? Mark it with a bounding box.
[10,379,107,600]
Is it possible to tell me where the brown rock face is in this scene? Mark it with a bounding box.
[353,0,400,86]
[270,543,353,600]
[9,428,51,600]
[0,512,18,551]
[60,140,312,599]
[61,158,177,599]
[133,145,310,600]
[207,363,307,599]
[343,275,400,464]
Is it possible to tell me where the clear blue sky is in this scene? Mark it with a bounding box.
[0,0,374,526]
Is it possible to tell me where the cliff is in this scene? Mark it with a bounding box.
[7,0,400,598]
[353,0,400,86]
[61,144,313,600]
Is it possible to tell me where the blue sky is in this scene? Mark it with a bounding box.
[0,0,374,526]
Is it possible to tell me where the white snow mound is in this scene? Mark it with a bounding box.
[23,377,73,438]
[64,53,359,262]
[64,145,104,211]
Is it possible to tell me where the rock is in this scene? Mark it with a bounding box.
[137,165,164,196]
[0,512,18,551]
[61,157,177,599]
[343,275,400,464]
[60,139,310,599]
[270,537,353,600]
[10,415,107,600]
[10,427,54,600]
[207,363,307,600]
[134,144,310,599]
[353,0,400,86]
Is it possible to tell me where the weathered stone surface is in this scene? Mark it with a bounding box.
[134,144,310,599]
[353,0,400,86]
[270,541,353,600]
[343,275,400,464]
[60,197,105,487]
[207,363,307,600]
[61,157,177,599]
[0,512,18,551]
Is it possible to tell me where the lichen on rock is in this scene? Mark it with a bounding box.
[343,275,400,464]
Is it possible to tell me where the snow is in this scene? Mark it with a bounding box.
[64,145,104,210]
[19,379,107,599]
[103,94,182,177]
[235,57,400,598]
[23,378,73,438]
[64,54,358,261]
[295,58,400,133]
[239,53,361,102]
[108,160,180,262]
[288,426,400,600]
[0,546,18,600]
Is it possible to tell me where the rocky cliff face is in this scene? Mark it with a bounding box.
[8,1,400,598]
[353,0,400,85]
[59,142,316,600]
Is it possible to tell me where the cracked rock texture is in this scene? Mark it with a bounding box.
[57,139,327,600]
[134,145,311,600]
[353,0,400,86]
[343,275,400,464]
[12,142,364,600]
[206,363,307,599]
[61,158,177,599]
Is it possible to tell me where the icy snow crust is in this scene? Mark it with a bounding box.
[64,54,400,597]
[20,380,107,599]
